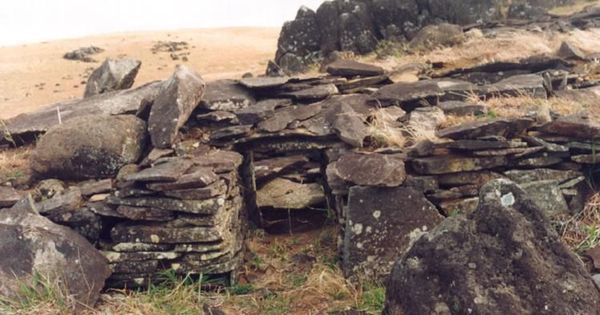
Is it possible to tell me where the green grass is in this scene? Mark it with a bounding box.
[357,283,386,314]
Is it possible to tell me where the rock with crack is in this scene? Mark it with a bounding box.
[256,178,325,210]
[384,179,600,315]
[0,198,110,308]
[343,186,443,280]
[30,115,147,180]
[148,65,206,149]
[84,58,142,97]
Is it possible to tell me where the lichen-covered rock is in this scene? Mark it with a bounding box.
[84,58,142,97]
[330,152,406,187]
[0,199,110,307]
[148,65,206,148]
[200,79,255,111]
[30,115,147,180]
[344,186,443,280]
[384,179,600,315]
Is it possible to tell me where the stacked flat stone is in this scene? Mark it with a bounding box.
[99,150,244,288]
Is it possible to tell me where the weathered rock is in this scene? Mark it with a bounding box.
[30,115,147,180]
[125,158,194,183]
[329,102,369,147]
[162,180,228,200]
[0,199,110,307]
[444,139,524,151]
[234,99,292,125]
[148,65,206,148]
[3,81,161,143]
[370,80,444,108]
[84,58,142,97]
[344,186,443,279]
[258,103,322,133]
[199,79,255,111]
[406,106,446,131]
[437,101,487,116]
[196,111,238,124]
[110,224,224,244]
[256,178,325,209]
[35,187,83,217]
[331,152,406,187]
[115,205,175,221]
[485,74,547,99]
[438,197,480,216]
[254,155,310,181]
[411,156,508,175]
[0,186,21,208]
[63,46,104,62]
[572,154,600,164]
[325,59,384,77]
[520,180,570,217]
[409,23,465,51]
[146,167,219,191]
[504,168,582,184]
[210,125,253,142]
[557,41,587,60]
[239,76,289,89]
[384,179,600,315]
[106,195,226,215]
[281,83,339,101]
[275,7,321,73]
[437,171,505,188]
[541,114,600,140]
[78,179,113,197]
[436,118,534,140]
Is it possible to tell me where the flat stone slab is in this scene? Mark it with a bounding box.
[436,118,534,140]
[331,152,406,187]
[200,79,256,111]
[125,158,194,183]
[343,186,443,280]
[0,186,21,208]
[234,98,292,125]
[3,81,162,143]
[326,59,385,77]
[254,155,310,181]
[540,114,600,140]
[280,83,339,101]
[146,167,219,191]
[115,205,175,221]
[162,180,228,200]
[504,169,582,184]
[106,195,226,215]
[110,224,224,244]
[437,101,487,116]
[258,103,322,132]
[411,156,508,175]
[239,76,290,89]
[370,80,444,107]
[256,178,325,209]
[484,74,547,98]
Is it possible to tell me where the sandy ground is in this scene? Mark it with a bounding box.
[0,27,279,119]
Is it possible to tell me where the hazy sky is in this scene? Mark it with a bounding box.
[0,0,325,46]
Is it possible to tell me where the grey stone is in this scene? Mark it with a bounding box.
[256,178,325,209]
[199,79,255,111]
[30,115,147,180]
[3,81,161,143]
[384,179,599,315]
[258,103,322,133]
[437,101,487,116]
[78,179,113,197]
[148,65,206,149]
[325,59,384,77]
[280,83,339,101]
[541,114,600,140]
[239,76,290,89]
[0,199,110,307]
[331,152,406,187]
[484,74,547,99]
[146,167,219,191]
[84,58,141,97]
[234,99,292,125]
[162,180,228,200]
[411,156,508,175]
[106,195,226,215]
[0,186,21,208]
[436,118,534,140]
[63,46,104,62]
[125,158,194,182]
[520,180,570,217]
[504,168,582,184]
[115,205,175,221]
[344,186,443,280]
[370,80,444,108]
[110,224,224,244]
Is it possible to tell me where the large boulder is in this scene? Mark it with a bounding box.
[30,115,147,180]
[148,65,206,148]
[0,198,110,307]
[275,7,321,73]
[84,58,142,97]
[384,179,600,315]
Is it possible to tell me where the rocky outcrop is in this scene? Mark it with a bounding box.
[273,0,575,73]
[0,198,110,307]
[383,179,600,315]
[30,115,147,180]
[84,58,142,97]
[63,46,104,63]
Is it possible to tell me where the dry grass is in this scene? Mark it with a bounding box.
[549,0,600,16]
[367,107,442,148]
[0,146,32,184]
[1,227,384,315]
[560,193,600,253]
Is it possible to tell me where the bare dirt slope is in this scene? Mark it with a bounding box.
[0,27,279,119]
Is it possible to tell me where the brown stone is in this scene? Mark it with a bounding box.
[326,59,384,77]
[436,118,534,140]
[411,156,507,175]
[332,152,406,187]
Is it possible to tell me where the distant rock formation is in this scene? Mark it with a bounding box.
[274,0,574,73]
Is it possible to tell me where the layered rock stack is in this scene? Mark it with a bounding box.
[99,150,245,287]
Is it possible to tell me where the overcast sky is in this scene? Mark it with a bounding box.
[0,0,325,46]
